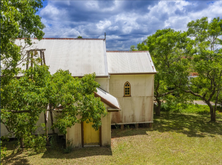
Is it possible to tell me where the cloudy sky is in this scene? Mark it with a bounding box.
[38,0,222,50]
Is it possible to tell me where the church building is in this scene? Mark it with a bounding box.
[1,38,156,147]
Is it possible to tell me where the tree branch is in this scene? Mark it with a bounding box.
[159,90,175,97]
[183,89,204,99]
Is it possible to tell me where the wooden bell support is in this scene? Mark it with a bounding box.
[26,49,46,70]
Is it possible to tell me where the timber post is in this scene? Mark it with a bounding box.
[20,137,24,151]
[49,104,55,134]
[149,123,153,130]
[26,49,46,70]
[44,110,49,146]
[135,124,139,129]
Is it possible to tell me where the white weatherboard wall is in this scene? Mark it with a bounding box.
[95,78,109,92]
[1,123,10,137]
[109,75,154,124]
[66,121,82,147]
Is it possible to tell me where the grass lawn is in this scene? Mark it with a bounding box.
[2,112,222,165]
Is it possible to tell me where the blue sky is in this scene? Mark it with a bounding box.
[38,0,222,50]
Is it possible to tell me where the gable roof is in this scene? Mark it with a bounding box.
[13,39,156,77]
[15,38,108,77]
[106,51,156,74]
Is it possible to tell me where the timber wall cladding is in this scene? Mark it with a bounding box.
[109,75,154,124]
[95,78,109,92]
[66,123,82,147]
[101,112,111,146]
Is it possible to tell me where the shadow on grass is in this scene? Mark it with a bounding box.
[40,135,112,159]
[111,126,148,138]
[1,149,31,165]
[110,112,222,138]
[41,146,112,159]
[6,158,30,165]
[2,136,112,161]
[152,112,222,137]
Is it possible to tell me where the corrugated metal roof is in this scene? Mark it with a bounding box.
[95,88,121,110]
[106,51,156,74]
[14,38,108,77]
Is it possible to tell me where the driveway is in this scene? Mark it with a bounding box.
[193,100,221,107]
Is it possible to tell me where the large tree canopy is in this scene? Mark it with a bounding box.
[131,17,222,121]
[1,65,50,152]
[0,0,107,152]
[47,69,107,135]
[1,64,107,151]
[0,0,45,83]
[0,0,45,154]
[132,28,190,115]
[184,17,222,122]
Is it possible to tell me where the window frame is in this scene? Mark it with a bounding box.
[124,81,131,97]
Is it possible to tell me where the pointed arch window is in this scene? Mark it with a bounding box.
[124,81,131,97]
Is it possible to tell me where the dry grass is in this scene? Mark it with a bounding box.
[2,112,222,165]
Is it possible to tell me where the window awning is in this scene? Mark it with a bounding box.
[94,88,121,111]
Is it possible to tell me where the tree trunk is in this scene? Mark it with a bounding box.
[210,107,216,122]
[50,107,55,134]
[156,99,161,116]
[206,101,216,122]
[20,137,24,151]
[44,111,49,145]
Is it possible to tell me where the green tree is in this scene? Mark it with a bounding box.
[130,45,137,51]
[0,0,44,155]
[184,17,222,122]
[46,70,107,135]
[132,29,190,115]
[1,64,107,151]
[77,36,82,38]
[1,0,45,154]
[0,0,45,84]
[1,65,50,152]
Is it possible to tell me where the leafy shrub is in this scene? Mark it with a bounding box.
[0,140,7,160]
[63,140,73,154]
[161,102,221,115]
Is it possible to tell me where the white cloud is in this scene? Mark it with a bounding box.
[188,1,222,21]
[40,5,67,21]
[115,13,139,34]
[106,35,121,40]
[38,0,222,50]
[108,26,119,31]
[85,1,99,10]
[146,0,222,32]
[96,20,112,30]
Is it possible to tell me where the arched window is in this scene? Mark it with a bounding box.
[124,81,131,97]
